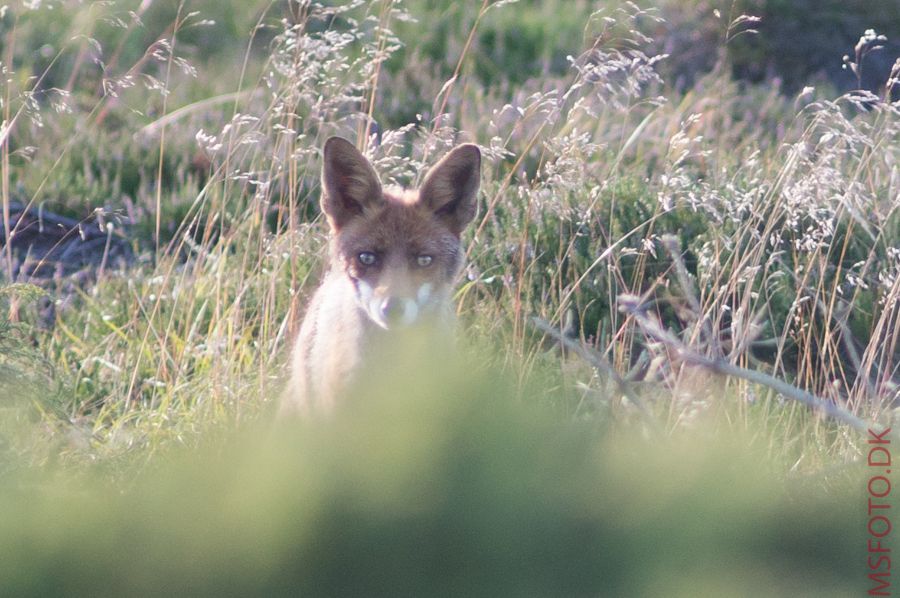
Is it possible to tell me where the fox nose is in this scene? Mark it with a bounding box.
[380,297,404,323]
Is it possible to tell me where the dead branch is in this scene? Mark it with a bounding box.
[618,294,882,436]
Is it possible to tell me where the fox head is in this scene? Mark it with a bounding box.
[320,136,481,330]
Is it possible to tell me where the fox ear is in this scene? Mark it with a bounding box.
[321,136,383,230]
[419,144,481,236]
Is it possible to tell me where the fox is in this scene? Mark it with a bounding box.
[281,136,481,414]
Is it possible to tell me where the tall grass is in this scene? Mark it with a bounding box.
[1,0,895,591]
[0,0,895,496]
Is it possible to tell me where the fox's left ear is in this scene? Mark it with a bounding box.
[419,144,481,236]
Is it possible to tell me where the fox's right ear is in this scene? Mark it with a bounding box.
[419,143,481,236]
[321,137,383,230]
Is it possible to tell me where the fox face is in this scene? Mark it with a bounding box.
[321,137,481,330]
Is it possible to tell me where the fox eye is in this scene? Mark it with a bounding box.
[358,252,377,266]
[416,255,433,267]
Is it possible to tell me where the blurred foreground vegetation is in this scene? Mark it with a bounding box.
[0,346,865,596]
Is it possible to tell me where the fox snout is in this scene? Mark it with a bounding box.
[378,295,418,328]
[357,279,437,330]
[380,296,413,325]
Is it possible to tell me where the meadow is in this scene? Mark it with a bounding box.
[0,0,898,594]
